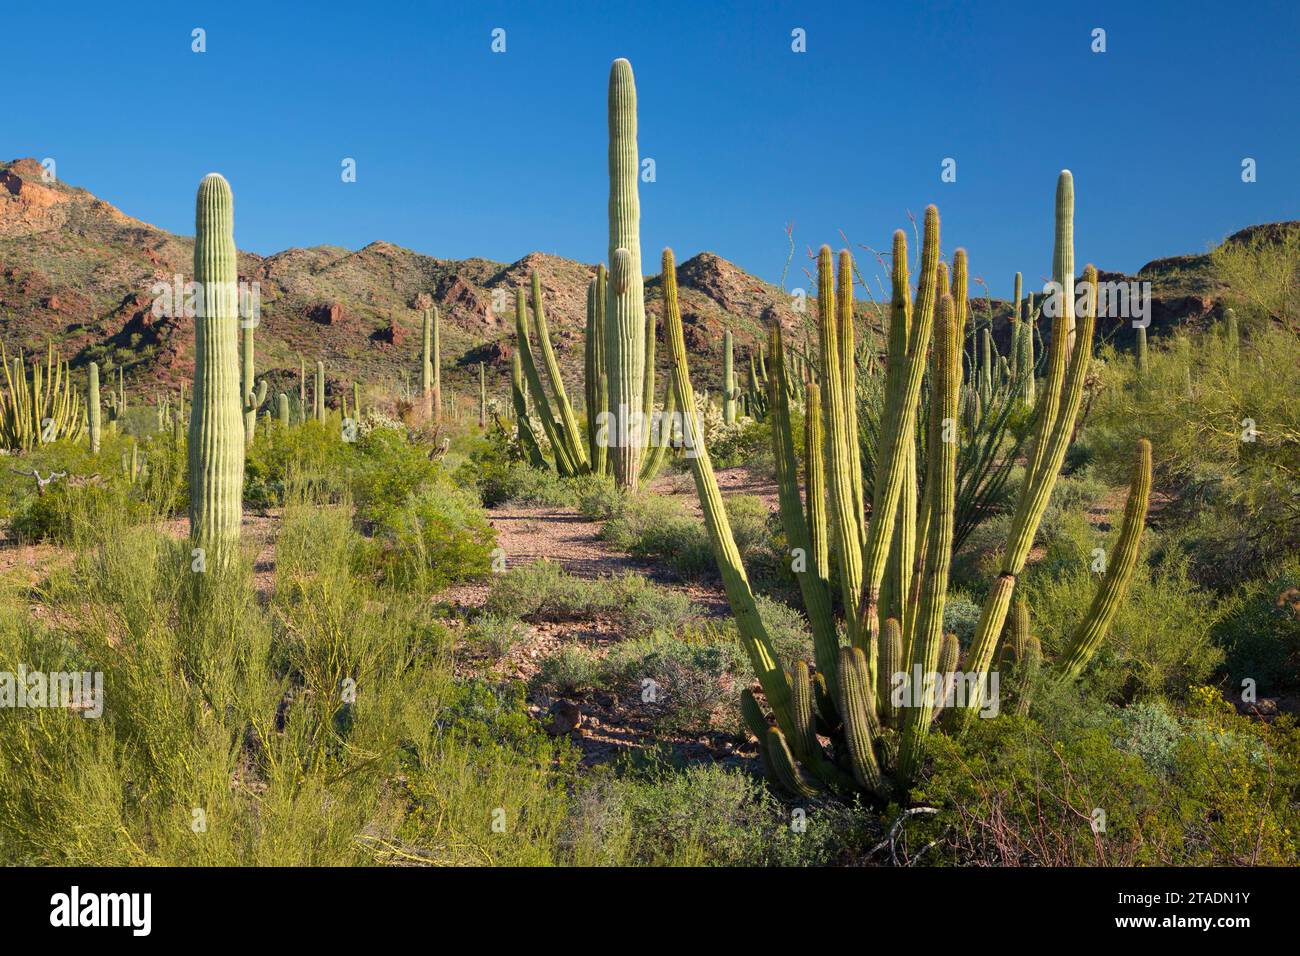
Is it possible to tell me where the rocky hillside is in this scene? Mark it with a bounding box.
[0,157,1279,406]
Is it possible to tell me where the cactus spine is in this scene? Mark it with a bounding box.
[188,173,244,561]
[605,59,646,489]
[88,361,101,454]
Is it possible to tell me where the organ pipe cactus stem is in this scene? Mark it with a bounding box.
[188,172,244,562]
[838,249,865,537]
[515,287,577,475]
[804,379,830,586]
[605,58,646,490]
[897,291,960,783]
[88,361,101,454]
[859,208,941,654]
[298,356,306,419]
[510,351,547,469]
[641,307,657,447]
[661,246,796,742]
[767,318,840,700]
[584,266,610,473]
[1135,324,1148,379]
[817,246,864,648]
[1054,170,1076,360]
[1056,438,1152,681]
[530,270,589,469]
[959,250,1099,715]
[314,361,325,421]
[421,306,442,423]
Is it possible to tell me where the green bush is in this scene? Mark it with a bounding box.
[1212,555,1300,695]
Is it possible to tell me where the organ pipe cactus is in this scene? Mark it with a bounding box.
[0,345,85,451]
[528,270,589,470]
[666,172,1151,800]
[88,361,101,454]
[514,287,577,475]
[584,265,609,474]
[605,59,647,489]
[188,173,244,562]
[510,351,546,469]
[478,362,487,428]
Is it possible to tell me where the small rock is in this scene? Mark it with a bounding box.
[544,699,582,735]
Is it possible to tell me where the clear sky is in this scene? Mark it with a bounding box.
[5,1,1296,295]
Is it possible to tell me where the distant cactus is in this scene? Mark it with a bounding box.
[276,391,290,426]
[722,330,738,424]
[88,361,101,454]
[314,360,325,421]
[240,306,267,445]
[421,306,441,423]
[0,345,85,451]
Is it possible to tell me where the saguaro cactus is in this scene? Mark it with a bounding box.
[240,309,267,445]
[478,362,487,428]
[421,305,441,423]
[276,391,290,426]
[722,330,738,424]
[314,360,325,421]
[188,173,245,561]
[88,361,101,454]
[605,58,647,489]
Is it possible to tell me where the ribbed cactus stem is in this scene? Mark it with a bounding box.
[478,362,487,428]
[88,361,101,454]
[276,392,289,426]
[1135,323,1148,378]
[530,271,588,468]
[584,267,609,473]
[661,246,796,741]
[1056,438,1152,681]
[240,307,266,446]
[314,361,325,421]
[188,172,244,562]
[897,291,960,782]
[722,329,737,424]
[960,253,1100,714]
[605,59,646,489]
[640,308,657,447]
[1054,170,1076,360]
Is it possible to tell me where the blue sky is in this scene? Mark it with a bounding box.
[5,1,1296,295]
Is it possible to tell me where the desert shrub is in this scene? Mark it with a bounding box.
[1086,324,1300,586]
[485,562,695,639]
[532,645,603,697]
[465,613,528,660]
[942,592,983,647]
[602,491,777,583]
[913,685,1300,866]
[563,757,871,866]
[1023,535,1222,700]
[8,477,150,546]
[603,635,743,732]
[1211,555,1300,695]
[244,418,358,507]
[355,482,495,591]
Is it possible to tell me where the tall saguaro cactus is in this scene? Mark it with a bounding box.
[188,173,245,562]
[722,330,738,424]
[421,305,442,423]
[605,58,646,489]
[314,360,325,421]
